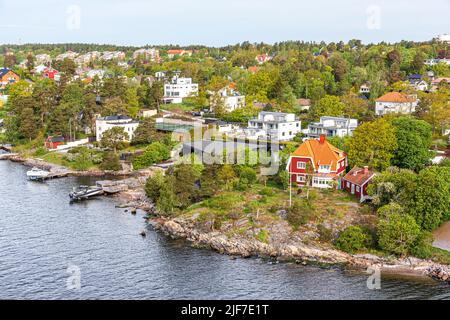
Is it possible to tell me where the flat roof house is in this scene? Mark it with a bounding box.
[96,115,139,142]
[247,111,301,141]
[163,74,198,104]
[306,116,358,139]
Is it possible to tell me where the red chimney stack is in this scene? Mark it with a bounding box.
[319,134,326,144]
[363,166,369,174]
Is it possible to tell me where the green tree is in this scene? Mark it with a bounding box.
[309,95,345,120]
[390,117,432,171]
[100,151,122,171]
[100,127,129,153]
[132,141,170,170]
[144,170,166,203]
[335,226,368,253]
[409,166,450,230]
[377,213,421,256]
[348,118,397,171]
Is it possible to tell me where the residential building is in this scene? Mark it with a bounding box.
[424,58,450,66]
[155,71,166,81]
[95,115,139,142]
[35,54,51,65]
[431,77,450,91]
[209,85,245,113]
[287,135,347,189]
[342,166,375,202]
[375,92,419,115]
[45,136,65,150]
[167,49,193,59]
[0,68,20,89]
[42,67,59,81]
[296,98,311,111]
[163,74,198,104]
[86,69,106,80]
[255,54,272,64]
[407,74,429,91]
[247,111,301,141]
[99,51,126,61]
[133,48,160,62]
[359,84,370,94]
[56,51,78,61]
[139,109,158,118]
[306,116,358,139]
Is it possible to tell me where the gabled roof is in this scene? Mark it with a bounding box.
[375,92,415,103]
[0,68,14,77]
[343,166,375,186]
[291,138,346,171]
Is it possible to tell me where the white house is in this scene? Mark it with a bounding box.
[424,58,450,66]
[163,74,198,104]
[306,116,358,139]
[209,86,245,113]
[96,115,139,142]
[375,92,419,115]
[247,112,301,141]
[133,48,160,62]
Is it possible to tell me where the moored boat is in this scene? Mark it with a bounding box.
[26,167,50,181]
[69,185,104,202]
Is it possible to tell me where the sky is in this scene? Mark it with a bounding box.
[0,0,449,46]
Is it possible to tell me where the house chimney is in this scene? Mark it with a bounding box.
[319,134,326,144]
[363,166,369,174]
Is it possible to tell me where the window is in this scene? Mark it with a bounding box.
[356,186,360,192]
[297,162,306,169]
[296,175,305,182]
[282,132,285,136]
[346,181,350,187]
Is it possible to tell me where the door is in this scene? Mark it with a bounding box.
[351,184,355,194]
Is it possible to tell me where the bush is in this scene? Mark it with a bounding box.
[132,142,170,170]
[410,231,434,259]
[287,199,314,228]
[317,224,333,242]
[100,151,121,171]
[259,187,274,196]
[335,226,368,253]
[377,213,421,256]
[144,171,165,203]
[255,229,269,243]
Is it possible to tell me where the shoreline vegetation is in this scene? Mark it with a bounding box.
[2,153,449,284]
[0,40,448,286]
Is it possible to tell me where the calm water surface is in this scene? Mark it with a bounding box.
[0,160,449,299]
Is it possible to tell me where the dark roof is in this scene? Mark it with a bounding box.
[100,115,132,121]
[408,74,422,80]
[0,68,13,77]
[47,136,65,143]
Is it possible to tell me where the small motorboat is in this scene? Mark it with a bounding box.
[26,167,50,181]
[69,185,104,202]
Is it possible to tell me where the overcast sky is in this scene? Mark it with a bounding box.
[0,0,449,46]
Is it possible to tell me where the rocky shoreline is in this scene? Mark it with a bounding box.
[151,216,450,284]
[3,153,449,285]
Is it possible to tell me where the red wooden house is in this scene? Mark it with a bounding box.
[287,135,347,189]
[42,68,59,80]
[342,166,375,202]
[45,136,65,150]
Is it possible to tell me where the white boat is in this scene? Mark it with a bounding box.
[26,167,50,181]
[69,185,104,202]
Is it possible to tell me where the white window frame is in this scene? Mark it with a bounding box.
[297,162,306,169]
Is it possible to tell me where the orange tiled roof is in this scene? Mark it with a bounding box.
[167,49,184,54]
[375,92,415,103]
[291,138,345,171]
